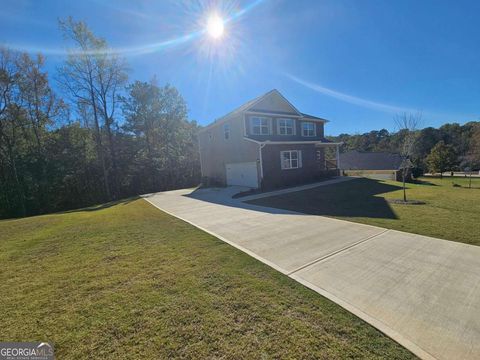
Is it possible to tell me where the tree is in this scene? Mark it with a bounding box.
[16,52,66,212]
[121,80,200,193]
[426,141,457,178]
[121,80,162,191]
[0,46,27,217]
[467,124,480,169]
[394,113,420,202]
[57,17,128,200]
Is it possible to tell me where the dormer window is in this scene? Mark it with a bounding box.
[250,117,271,135]
[302,122,316,137]
[277,118,295,135]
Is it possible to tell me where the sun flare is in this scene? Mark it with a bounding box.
[206,15,224,39]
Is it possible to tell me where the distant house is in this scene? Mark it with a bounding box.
[339,150,406,181]
[198,89,342,190]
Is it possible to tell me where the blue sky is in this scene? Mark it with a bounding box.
[1,0,479,135]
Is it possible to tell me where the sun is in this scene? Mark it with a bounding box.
[206,15,224,39]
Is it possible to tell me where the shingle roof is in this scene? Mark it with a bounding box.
[199,89,277,132]
[339,151,403,170]
[301,113,329,122]
[199,89,329,132]
[248,109,300,116]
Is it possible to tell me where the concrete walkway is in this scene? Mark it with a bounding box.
[143,186,480,360]
[239,176,356,201]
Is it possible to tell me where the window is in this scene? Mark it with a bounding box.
[224,123,230,140]
[280,150,302,170]
[302,122,316,137]
[277,118,295,135]
[250,117,271,135]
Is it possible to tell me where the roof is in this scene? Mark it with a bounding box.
[199,89,276,133]
[244,137,340,146]
[301,113,329,122]
[246,109,300,116]
[199,89,329,132]
[339,151,403,170]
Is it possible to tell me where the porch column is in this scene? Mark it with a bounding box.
[335,144,340,169]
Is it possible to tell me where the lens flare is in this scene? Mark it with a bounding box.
[207,15,224,39]
[7,0,266,57]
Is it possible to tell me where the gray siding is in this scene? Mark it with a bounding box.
[245,115,325,142]
[198,114,258,186]
[249,92,298,113]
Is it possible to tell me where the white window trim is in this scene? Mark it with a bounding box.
[301,122,316,137]
[250,116,272,135]
[276,118,296,136]
[223,123,230,140]
[280,150,302,170]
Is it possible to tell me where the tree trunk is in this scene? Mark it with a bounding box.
[104,117,118,199]
[7,145,26,217]
[90,90,110,200]
[31,124,49,213]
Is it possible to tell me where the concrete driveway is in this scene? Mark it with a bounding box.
[144,186,480,360]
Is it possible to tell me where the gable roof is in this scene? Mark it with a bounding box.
[199,89,328,132]
[247,89,302,116]
[301,113,329,122]
[339,151,403,170]
[199,89,276,132]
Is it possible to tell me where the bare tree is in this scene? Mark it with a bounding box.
[394,112,421,202]
[56,17,127,200]
[95,50,128,196]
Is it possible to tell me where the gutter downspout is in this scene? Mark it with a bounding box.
[259,143,266,183]
[336,144,340,170]
[243,137,265,188]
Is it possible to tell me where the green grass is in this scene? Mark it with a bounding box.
[248,176,480,246]
[0,199,414,359]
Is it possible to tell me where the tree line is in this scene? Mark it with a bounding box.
[328,120,480,176]
[2,18,479,219]
[0,18,200,219]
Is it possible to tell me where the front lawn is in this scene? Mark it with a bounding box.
[0,199,414,359]
[247,176,480,245]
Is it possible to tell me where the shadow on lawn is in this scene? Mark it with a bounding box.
[185,178,401,220]
[247,178,401,219]
[412,179,438,186]
[61,196,139,214]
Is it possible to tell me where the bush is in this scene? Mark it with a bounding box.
[411,167,424,179]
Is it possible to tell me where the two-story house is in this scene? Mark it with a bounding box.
[198,89,341,190]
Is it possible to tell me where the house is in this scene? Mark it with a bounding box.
[339,150,407,181]
[198,89,341,190]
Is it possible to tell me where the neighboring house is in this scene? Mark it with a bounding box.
[198,89,341,190]
[339,150,407,181]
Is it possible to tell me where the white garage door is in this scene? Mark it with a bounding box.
[226,162,259,188]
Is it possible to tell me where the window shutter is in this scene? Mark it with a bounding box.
[298,150,302,168]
